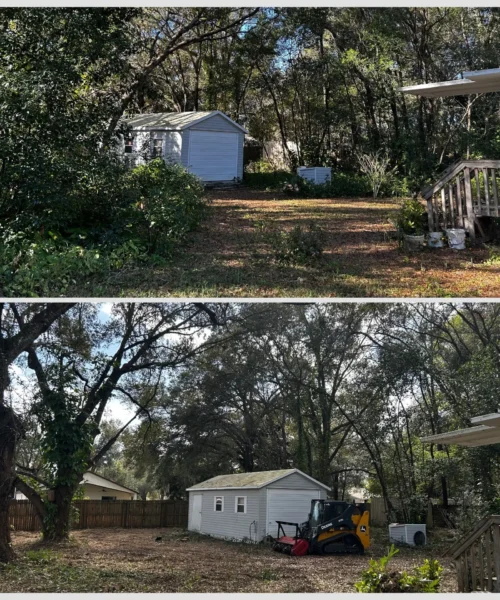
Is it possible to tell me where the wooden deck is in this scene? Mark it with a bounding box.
[423,160,500,240]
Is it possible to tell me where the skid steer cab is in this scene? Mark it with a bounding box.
[272,499,370,556]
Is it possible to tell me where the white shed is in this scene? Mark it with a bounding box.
[123,111,247,183]
[186,468,329,542]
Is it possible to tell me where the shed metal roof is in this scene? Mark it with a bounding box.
[186,468,330,492]
[125,110,247,133]
[399,68,500,98]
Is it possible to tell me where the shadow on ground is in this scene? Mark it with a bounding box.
[75,189,500,298]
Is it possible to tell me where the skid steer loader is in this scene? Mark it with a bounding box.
[271,499,370,556]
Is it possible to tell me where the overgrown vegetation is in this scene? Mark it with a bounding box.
[355,545,443,593]
[260,222,326,265]
[0,159,208,296]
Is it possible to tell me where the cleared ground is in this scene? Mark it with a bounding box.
[1,527,457,593]
[77,189,500,298]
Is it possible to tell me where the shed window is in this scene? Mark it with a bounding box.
[152,138,163,158]
[102,496,117,501]
[214,496,224,512]
[124,138,133,154]
[235,496,247,514]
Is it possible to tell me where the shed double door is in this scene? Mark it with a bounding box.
[266,489,320,536]
[187,131,239,181]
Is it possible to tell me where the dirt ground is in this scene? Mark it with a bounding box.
[78,189,500,298]
[1,527,457,593]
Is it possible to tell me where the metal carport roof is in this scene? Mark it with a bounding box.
[421,411,500,447]
[399,68,500,98]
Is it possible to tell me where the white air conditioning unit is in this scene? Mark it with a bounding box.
[389,523,426,546]
[297,167,331,185]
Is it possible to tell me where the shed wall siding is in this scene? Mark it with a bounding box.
[188,489,262,541]
[267,472,327,491]
[181,130,190,167]
[258,488,268,540]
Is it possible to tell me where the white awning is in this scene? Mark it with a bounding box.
[399,68,500,98]
[421,412,500,447]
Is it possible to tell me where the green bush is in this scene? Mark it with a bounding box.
[0,230,147,297]
[394,198,427,235]
[124,159,208,256]
[265,223,326,265]
[355,545,443,593]
[244,170,294,190]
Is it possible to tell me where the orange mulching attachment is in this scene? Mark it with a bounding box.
[78,189,500,298]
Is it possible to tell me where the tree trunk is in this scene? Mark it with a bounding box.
[0,405,22,562]
[42,485,75,541]
[441,476,449,509]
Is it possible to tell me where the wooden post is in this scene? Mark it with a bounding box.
[475,168,481,210]
[456,176,464,228]
[427,199,435,232]
[485,528,494,592]
[479,538,485,591]
[492,168,500,217]
[463,167,476,240]
[492,523,500,593]
[441,188,447,228]
[483,168,491,216]
[448,184,455,226]
[471,543,477,591]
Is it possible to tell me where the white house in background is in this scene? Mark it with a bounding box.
[186,468,330,543]
[123,110,247,184]
[14,471,139,501]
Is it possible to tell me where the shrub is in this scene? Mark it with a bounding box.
[282,174,371,199]
[355,545,443,593]
[265,223,326,265]
[124,159,208,256]
[394,198,426,235]
[0,230,146,297]
[356,150,396,198]
[244,170,294,190]
[244,170,371,197]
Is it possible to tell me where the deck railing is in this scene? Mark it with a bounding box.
[447,514,500,592]
[422,160,500,240]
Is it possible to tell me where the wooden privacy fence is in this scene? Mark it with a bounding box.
[9,499,188,532]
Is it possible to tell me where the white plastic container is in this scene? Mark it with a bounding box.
[427,232,444,248]
[446,228,466,250]
[297,167,331,185]
[389,523,426,546]
[404,234,425,251]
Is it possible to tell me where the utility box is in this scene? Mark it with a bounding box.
[389,523,426,546]
[297,167,331,185]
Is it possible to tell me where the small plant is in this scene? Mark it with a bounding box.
[25,549,57,564]
[355,545,443,593]
[260,568,279,581]
[266,223,326,265]
[356,150,396,198]
[395,198,426,236]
